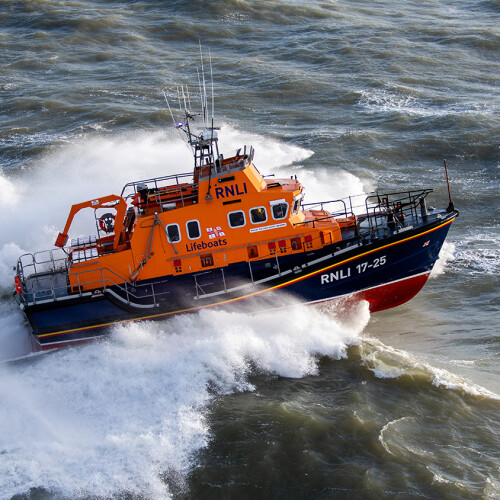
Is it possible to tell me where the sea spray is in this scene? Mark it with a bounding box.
[0,302,367,498]
[430,241,455,278]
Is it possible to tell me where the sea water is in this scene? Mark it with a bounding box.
[0,0,499,498]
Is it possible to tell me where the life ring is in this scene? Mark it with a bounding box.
[15,276,22,295]
[99,213,115,233]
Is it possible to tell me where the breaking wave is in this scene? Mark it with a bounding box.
[360,337,500,400]
[0,303,367,499]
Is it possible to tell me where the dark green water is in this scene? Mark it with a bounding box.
[0,0,499,498]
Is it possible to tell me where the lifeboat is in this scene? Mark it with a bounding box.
[13,70,458,351]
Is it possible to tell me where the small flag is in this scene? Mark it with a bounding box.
[423,240,430,247]
[206,227,225,239]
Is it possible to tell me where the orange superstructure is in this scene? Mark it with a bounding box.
[56,145,342,294]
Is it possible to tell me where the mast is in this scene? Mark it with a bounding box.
[170,47,220,196]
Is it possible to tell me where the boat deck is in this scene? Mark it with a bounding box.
[24,271,70,303]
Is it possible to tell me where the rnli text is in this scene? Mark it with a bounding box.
[215,183,248,199]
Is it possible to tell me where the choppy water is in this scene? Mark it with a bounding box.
[0,0,499,498]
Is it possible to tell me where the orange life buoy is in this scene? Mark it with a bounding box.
[99,213,115,233]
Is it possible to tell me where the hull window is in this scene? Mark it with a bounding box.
[271,202,288,220]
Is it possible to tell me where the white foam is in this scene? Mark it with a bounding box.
[452,231,500,276]
[358,89,490,118]
[430,241,455,278]
[378,416,414,455]
[360,338,500,400]
[0,304,365,498]
[0,302,32,361]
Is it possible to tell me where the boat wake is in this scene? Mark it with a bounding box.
[0,302,366,499]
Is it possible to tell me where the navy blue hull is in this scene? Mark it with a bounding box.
[24,215,455,349]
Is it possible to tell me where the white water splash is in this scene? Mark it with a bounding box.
[430,241,455,278]
[0,304,366,499]
[0,128,372,497]
[360,338,500,400]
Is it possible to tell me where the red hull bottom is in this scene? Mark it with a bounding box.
[360,272,430,312]
[354,272,430,312]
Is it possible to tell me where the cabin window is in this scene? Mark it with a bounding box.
[250,206,267,224]
[200,254,214,267]
[166,223,181,243]
[228,210,246,228]
[270,200,288,220]
[186,220,201,239]
[292,193,303,215]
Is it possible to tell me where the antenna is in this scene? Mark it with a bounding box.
[181,85,188,113]
[209,48,215,121]
[196,68,203,122]
[443,159,454,212]
[162,91,177,128]
[177,87,182,113]
[199,42,206,126]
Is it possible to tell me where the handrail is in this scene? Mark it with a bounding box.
[302,189,433,216]
[120,171,194,198]
[17,248,69,281]
[297,189,434,236]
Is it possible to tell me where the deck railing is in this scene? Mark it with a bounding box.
[17,248,69,282]
[298,189,433,236]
